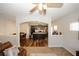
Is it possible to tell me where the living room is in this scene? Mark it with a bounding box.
[0,3,79,56]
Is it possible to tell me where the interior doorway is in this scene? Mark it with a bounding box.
[20,21,48,47]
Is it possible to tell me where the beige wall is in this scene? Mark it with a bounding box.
[0,18,16,35]
[20,23,30,38]
[6,19,16,35]
[0,18,6,35]
[0,18,18,46]
[20,23,28,33]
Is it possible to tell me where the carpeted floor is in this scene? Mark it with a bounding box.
[23,47,73,56]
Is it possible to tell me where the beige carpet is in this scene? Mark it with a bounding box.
[24,47,73,56]
[30,53,57,56]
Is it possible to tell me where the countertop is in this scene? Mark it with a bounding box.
[33,32,47,34]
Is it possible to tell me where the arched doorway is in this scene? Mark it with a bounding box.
[20,21,48,47]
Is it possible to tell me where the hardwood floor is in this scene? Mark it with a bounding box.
[20,38,48,47]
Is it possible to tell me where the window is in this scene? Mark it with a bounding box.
[70,22,79,31]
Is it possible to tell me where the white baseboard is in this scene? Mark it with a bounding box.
[64,47,76,56]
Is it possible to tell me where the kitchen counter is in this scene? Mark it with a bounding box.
[33,32,47,34]
[32,32,48,40]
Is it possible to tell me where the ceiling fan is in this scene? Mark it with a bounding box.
[30,3,63,16]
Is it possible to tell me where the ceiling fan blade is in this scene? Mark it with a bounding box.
[39,7,46,16]
[47,3,63,8]
[42,7,46,16]
[30,5,38,14]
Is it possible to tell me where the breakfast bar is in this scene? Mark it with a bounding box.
[33,32,48,40]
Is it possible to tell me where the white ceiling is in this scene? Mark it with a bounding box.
[0,3,79,20]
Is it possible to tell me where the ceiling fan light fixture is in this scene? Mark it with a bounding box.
[30,3,63,16]
[43,4,47,10]
[38,3,47,16]
[39,8,46,16]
